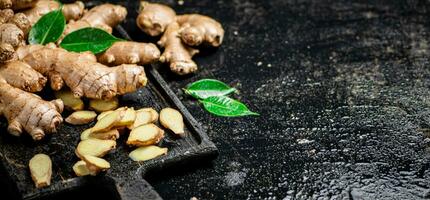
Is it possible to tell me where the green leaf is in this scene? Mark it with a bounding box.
[60,28,122,54]
[200,96,259,117]
[28,9,66,45]
[184,79,236,99]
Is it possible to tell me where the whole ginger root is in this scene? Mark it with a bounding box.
[0,76,63,140]
[158,22,198,75]
[63,3,127,37]
[97,41,160,66]
[20,45,148,100]
[23,0,85,25]
[136,1,176,37]
[136,1,224,75]
[0,8,30,62]
[0,60,46,92]
[0,0,39,10]
[177,14,224,47]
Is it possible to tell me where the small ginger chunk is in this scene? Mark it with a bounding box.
[115,107,136,127]
[65,110,97,125]
[129,145,168,161]
[55,90,84,111]
[89,98,119,112]
[159,108,185,135]
[75,139,116,158]
[128,108,158,129]
[73,160,91,176]
[97,110,114,121]
[127,123,164,147]
[82,155,110,175]
[91,110,121,133]
[29,154,52,188]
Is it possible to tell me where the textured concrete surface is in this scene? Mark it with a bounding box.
[126,0,430,199]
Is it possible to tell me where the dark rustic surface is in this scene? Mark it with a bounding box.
[125,0,430,199]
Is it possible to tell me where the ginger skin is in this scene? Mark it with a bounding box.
[0,61,61,140]
[97,41,160,66]
[63,3,127,37]
[177,14,224,47]
[23,0,85,25]
[20,45,148,100]
[0,0,39,10]
[136,1,176,37]
[136,1,224,75]
[0,60,46,92]
[0,9,30,62]
[0,76,63,140]
[158,22,198,75]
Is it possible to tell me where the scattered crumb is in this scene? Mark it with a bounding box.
[190,197,198,200]
[267,64,272,68]
[257,61,263,66]
[297,138,314,144]
[178,0,184,5]
[233,31,238,35]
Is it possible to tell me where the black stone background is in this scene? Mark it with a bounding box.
[126,0,430,199]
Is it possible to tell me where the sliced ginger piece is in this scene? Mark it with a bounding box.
[97,110,114,121]
[81,128,119,140]
[138,108,159,122]
[75,138,116,159]
[80,128,92,140]
[73,160,91,176]
[115,107,136,127]
[29,154,52,188]
[89,129,120,140]
[89,98,119,112]
[128,108,158,129]
[129,145,168,162]
[127,124,164,147]
[91,110,121,133]
[82,155,110,175]
[159,108,185,135]
[65,110,97,125]
[55,90,84,111]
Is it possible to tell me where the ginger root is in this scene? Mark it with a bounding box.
[63,3,127,37]
[136,1,224,75]
[0,79,63,140]
[0,9,29,62]
[23,0,85,25]
[0,60,46,92]
[177,14,224,47]
[29,153,52,188]
[97,41,160,66]
[158,22,199,75]
[0,0,39,10]
[136,1,176,37]
[21,45,148,100]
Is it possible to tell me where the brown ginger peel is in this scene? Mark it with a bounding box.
[21,45,148,100]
